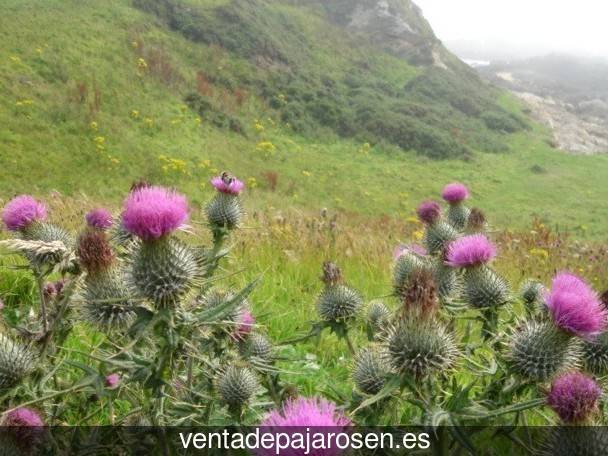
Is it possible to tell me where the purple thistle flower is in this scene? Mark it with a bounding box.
[211,172,244,195]
[3,407,44,426]
[2,195,47,231]
[262,397,350,428]
[446,234,497,267]
[545,272,607,338]
[105,373,120,388]
[393,244,427,260]
[442,183,469,203]
[259,397,350,456]
[547,371,602,424]
[122,186,188,240]
[416,200,441,225]
[234,309,255,340]
[85,208,113,230]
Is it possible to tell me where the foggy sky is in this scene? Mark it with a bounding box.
[415,0,608,59]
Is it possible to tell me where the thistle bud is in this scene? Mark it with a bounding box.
[507,320,581,382]
[424,221,458,256]
[519,279,545,310]
[216,365,258,408]
[441,182,470,231]
[352,346,390,395]
[393,250,427,295]
[0,334,37,390]
[366,301,391,333]
[239,333,273,362]
[462,265,510,309]
[385,318,458,380]
[206,172,244,233]
[80,270,136,330]
[583,332,608,375]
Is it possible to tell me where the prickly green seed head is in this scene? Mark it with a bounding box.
[352,346,390,395]
[0,334,37,390]
[77,230,115,274]
[85,208,113,230]
[520,279,545,307]
[122,186,188,241]
[239,333,273,362]
[317,283,363,322]
[366,300,391,331]
[80,270,136,330]
[2,195,47,231]
[385,318,458,380]
[211,172,244,195]
[128,237,202,308]
[393,250,427,295]
[547,371,602,424]
[416,200,442,225]
[424,221,458,256]
[461,265,510,309]
[431,260,459,299]
[441,183,469,203]
[216,365,258,408]
[507,320,581,382]
[545,272,607,339]
[446,234,497,268]
[583,333,608,375]
[205,192,243,231]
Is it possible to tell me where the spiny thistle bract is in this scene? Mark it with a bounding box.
[507,320,581,382]
[366,300,391,332]
[431,260,459,299]
[239,333,273,362]
[519,279,545,309]
[216,365,258,408]
[461,265,510,309]
[424,221,458,256]
[0,334,37,390]
[316,262,362,322]
[21,222,75,269]
[385,318,458,379]
[317,285,363,322]
[79,270,136,330]
[198,288,245,323]
[205,173,244,233]
[393,250,428,295]
[352,346,390,395]
[128,237,202,308]
[583,332,608,375]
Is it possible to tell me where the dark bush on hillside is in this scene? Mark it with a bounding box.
[481,111,529,133]
[184,92,244,134]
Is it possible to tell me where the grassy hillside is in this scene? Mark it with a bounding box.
[1,0,608,238]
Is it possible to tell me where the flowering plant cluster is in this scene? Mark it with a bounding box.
[0,180,607,453]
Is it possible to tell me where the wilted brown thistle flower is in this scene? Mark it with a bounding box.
[77,230,115,274]
[600,290,608,310]
[398,268,438,318]
[129,179,152,193]
[321,261,343,286]
[467,207,486,232]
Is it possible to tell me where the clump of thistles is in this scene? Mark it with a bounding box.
[2,195,47,231]
[547,371,602,424]
[442,182,469,203]
[122,186,188,240]
[211,173,244,195]
[261,396,350,428]
[446,234,497,268]
[416,200,441,225]
[545,272,607,339]
[85,208,113,230]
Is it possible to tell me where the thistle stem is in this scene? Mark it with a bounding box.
[36,274,48,333]
[344,331,356,356]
